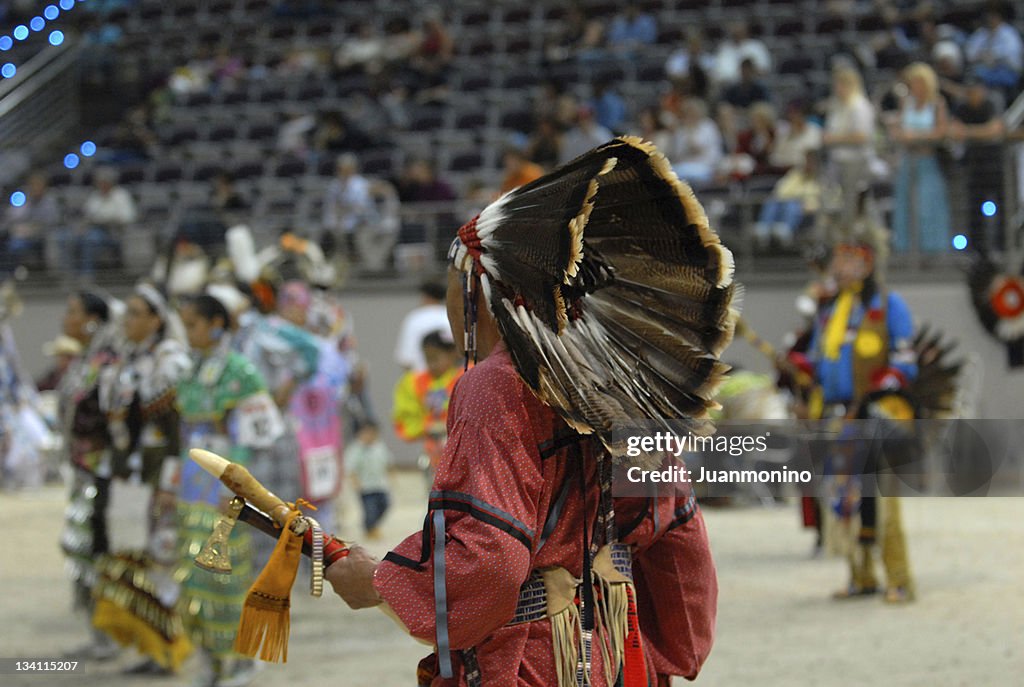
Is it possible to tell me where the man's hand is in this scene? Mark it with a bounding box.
[325,545,383,609]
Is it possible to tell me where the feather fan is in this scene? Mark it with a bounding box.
[462,137,738,464]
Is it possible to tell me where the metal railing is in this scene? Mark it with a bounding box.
[0,40,82,184]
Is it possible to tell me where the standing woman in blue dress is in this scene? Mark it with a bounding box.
[890,62,952,255]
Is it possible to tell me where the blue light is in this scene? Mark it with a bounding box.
[952,234,968,250]
[64,153,80,169]
[10,191,26,207]
[981,201,997,217]
[80,141,96,156]
[48,30,64,46]
[1,63,16,78]
[30,17,45,32]
[0,37,11,51]
[59,0,74,10]
[12,25,28,41]
[44,5,60,20]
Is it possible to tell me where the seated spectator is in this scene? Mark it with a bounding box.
[559,106,613,164]
[607,3,657,56]
[98,104,158,163]
[964,1,1023,96]
[949,78,1006,250]
[212,172,248,214]
[501,147,545,193]
[533,79,579,131]
[590,82,627,133]
[58,167,137,280]
[754,150,825,249]
[393,158,457,204]
[1,173,59,276]
[721,58,772,110]
[544,5,605,64]
[359,179,401,272]
[664,31,714,98]
[335,24,388,75]
[322,153,376,258]
[665,98,723,186]
[770,100,824,171]
[722,102,778,179]
[210,47,246,91]
[409,11,453,94]
[861,4,915,70]
[636,105,672,152]
[277,108,317,158]
[313,111,376,156]
[712,21,772,86]
[526,118,564,171]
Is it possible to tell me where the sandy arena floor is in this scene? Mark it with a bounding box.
[2,473,1021,686]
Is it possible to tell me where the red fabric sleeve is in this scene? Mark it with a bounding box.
[374,358,544,650]
[632,508,717,681]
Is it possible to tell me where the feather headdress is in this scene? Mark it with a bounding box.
[450,137,739,462]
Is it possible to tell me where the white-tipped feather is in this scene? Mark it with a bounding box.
[226,225,260,283]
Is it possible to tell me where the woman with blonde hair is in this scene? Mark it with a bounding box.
[890,62,951,254]
[823,65,878,222]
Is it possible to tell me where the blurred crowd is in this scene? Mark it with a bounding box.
[1,0,1022,281]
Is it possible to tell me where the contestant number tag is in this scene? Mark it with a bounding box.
[236,392,285,448]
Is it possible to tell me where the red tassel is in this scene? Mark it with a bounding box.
[622,585,648,687]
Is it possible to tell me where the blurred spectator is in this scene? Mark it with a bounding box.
[79,13,124,87]
[933,39,967,102]
[410,11,453,95]
[665,31,716,87]
[861,4,915,70]
[1,173,59,275]
[174,172,245,254]
[949,78,1006,251]
[712,22,772,86]
[889,62,951,254]
[393,158,457,204]
[754,150,825,249]
[590,83,627,133]
[559,106,613,164]
[771,100,824,171]
[607,3,657,56]
[723,102,778,179]
[58,167,137,279]
[721,58,772,110]
[99,105,158,163]
[335,24,388,75]
[210,47,246,92]
[822,65,877,222]
[666,99,723,186]
[276,47,329,78]
[526,118,564,171]
[360,179,401,271]
[395,280,450,371]
[168,45,213,99]
[545,5,605,64]
[637,106,672,152]
[322,153,376,257]
[964,2,1023,96]
[313,111,376,155]
[533,80,578,131]
[212,172,248,214]
[501,147,545,193]
[277,109,317,157]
